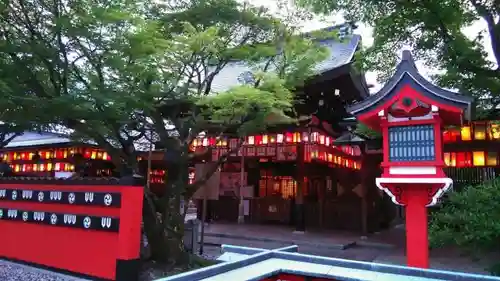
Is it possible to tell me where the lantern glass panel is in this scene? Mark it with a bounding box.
[388,125,435,162]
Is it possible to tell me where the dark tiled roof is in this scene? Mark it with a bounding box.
[347,50,473,119]
[210,24,361,93]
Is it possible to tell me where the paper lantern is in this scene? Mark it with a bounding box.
[487,152,497,166]
[472,151,485,166]
[474,124,486,140]
[461,126,472,141]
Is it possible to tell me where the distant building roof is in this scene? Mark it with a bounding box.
[4,132,74,148]
[210,23,361,93]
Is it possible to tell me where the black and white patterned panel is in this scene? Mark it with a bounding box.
[0,189,121,207]
[0,208,119,232]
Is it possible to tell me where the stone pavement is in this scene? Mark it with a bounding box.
[202,222,497,276]
[203,223,366,250]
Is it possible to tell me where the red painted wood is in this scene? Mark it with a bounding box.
[405,186,430,268]
[277,274,306,281]
[357,84,463,130]
[0,184,143,280]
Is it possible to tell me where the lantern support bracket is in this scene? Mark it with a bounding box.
[376,177,452,207]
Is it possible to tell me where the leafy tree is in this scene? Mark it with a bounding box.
[429,177,500,275]
[0,0,329,264]
[0,59,48,148]
[297,0,500,118]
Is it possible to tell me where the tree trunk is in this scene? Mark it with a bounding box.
[142,193,169,262]
[142,146,193,265]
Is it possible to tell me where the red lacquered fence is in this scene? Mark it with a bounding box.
[0,179,143,281]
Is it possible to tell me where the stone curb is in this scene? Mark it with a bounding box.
[356,241,397,249]
[204,232,356,250]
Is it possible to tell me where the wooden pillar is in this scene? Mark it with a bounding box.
[360,155,370,235]
[294,142,306,232]
[318,177,326,228]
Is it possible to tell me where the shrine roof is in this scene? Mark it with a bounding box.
[333,131,365,145]
[156,244,500,281]
[210,23,361,93]
[347,50,473,120]
[4,132,74,148]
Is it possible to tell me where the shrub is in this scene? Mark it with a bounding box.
[429,177,500,275]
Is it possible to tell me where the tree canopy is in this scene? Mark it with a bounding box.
[0,0,330,264]
[297,0,500,118]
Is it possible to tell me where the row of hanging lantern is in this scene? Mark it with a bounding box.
[443,121,500,142]
[443,121,500,167]
[191,131,338,148]
[444,151,498,167]
[1,148,111,162]
[150,169,166,184]
[191,131,361,161]
[10,162,76,173]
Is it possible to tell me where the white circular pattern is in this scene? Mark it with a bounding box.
[0,210,3,218]
[68,193,75,204]
[22,212,28,221]
[83,216,91,229]
[103,194,113,206]
[37,192,44,202]
[11,190,17,200]
[50,214,57,225]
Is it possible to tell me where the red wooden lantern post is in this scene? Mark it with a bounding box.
[348,51,473,268]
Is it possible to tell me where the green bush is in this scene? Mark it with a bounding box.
[429,177,500,275]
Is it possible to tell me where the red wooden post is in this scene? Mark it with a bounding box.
[404,187,429,268]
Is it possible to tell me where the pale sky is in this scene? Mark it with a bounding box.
[248,0,496,93]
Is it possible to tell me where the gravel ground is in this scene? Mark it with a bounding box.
[0,260,90,281]
[0,246,222,281]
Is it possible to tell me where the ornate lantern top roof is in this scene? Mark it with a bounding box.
[347,51,473,130]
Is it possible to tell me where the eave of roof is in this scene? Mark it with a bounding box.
[4,132,74,149]
[347,50,473,120]
[333,131,365,145]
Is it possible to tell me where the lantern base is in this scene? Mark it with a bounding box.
[375,177,452,206]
